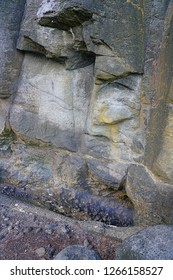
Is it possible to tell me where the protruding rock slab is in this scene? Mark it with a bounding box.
[116,225,173,260]
[37,0,144,74]
[17,0,95,70]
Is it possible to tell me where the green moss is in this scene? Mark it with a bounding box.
[0,127,16,149]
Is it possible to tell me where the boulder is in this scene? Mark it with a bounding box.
[54,245,101,260]
[116,225,173,260]
[126,164,173,225]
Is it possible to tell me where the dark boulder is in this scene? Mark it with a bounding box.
[54,245,101,260]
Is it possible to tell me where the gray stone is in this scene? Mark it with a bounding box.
[0,0,26,98]
[54,245,101,260]
[116,225,173,260]
[82,0,144,74]
[17,0,95,70]
[87,159,128,190]
[95,56,133,84]
[126,164,173,225]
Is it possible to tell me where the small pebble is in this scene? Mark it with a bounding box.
[83,239,90,247]
[0,235,5,240]
[8,225,13,231]
[48,244,56,258]
[35,247,46,257]
[35,228,42,234]
[23,227,33,233]
[28,227,33,232]
[45,229,53,235]
[33,215,37,222]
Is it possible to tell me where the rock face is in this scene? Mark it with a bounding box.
[0,0,26,98]
[0,0,173,227]
[10,54,93,151]
[116,225,173,260]
[143,0,173,181]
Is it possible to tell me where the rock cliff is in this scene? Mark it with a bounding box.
[0,0,173,227]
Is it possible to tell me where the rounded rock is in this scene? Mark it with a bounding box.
[35,247,46,257]
[115,225,173,260]
[54,245,101,260]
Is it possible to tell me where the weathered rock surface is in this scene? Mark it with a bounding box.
[54,245,101,260]
[126,165,173,226]
[144,0,173,182]
[0,143,133,226]
[85,75,144,163]
[10,53,94,151]
[17,0,95,70]
[0,0,26,98]
[116,225,173,260]
[12,0,145,164]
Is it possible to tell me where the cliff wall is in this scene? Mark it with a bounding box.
[0,0,173,226]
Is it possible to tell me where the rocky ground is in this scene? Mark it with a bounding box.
[0,193,142,260]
